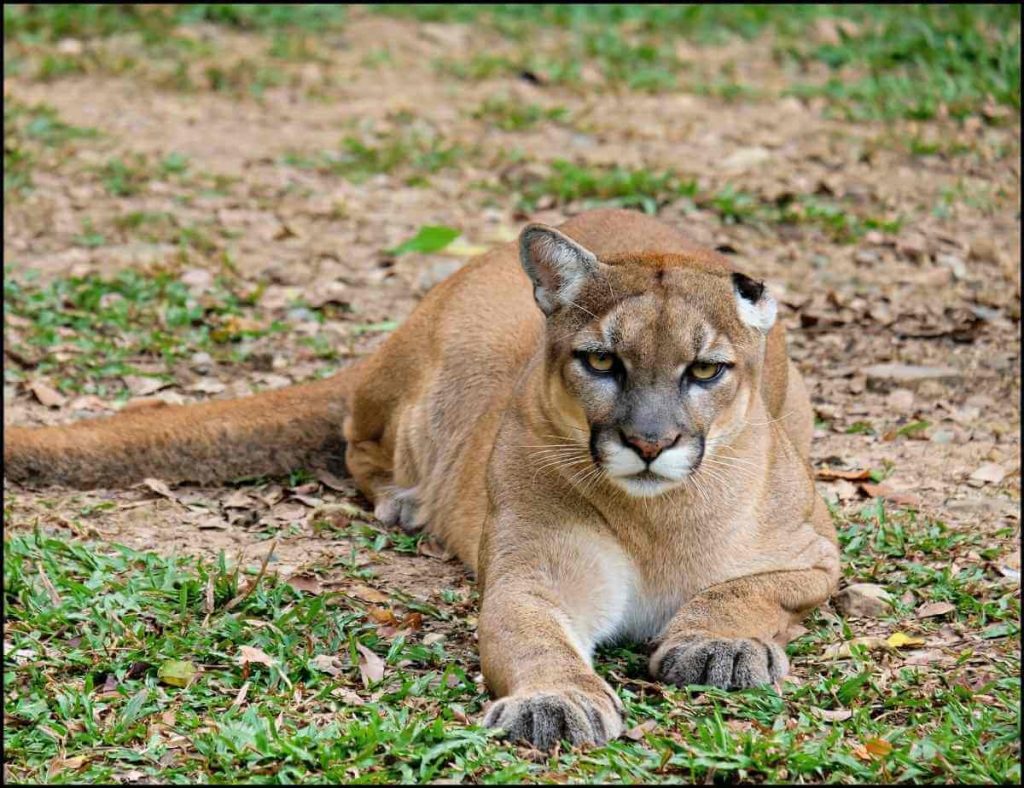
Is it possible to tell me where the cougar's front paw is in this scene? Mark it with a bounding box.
[652,636,788,690]
[483,683,624,751]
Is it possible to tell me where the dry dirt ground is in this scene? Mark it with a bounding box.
[3,6,1020,782]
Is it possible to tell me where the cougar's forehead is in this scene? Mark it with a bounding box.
[588,267,752,365]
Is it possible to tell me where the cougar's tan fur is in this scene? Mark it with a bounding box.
[5,209,839,750]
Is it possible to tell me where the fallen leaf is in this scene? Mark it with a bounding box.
[222,490,254,509]
[331,687,365,705]
[123,375,170,397]
[286,574,323,595]
[316,469,350,491]
[915,601,956,619]
[625,719,658,740]
[310,654,342,677]
[237,645,276,667]
[141,478,177,501]
[823,636,888,659]
[969,462,1006,485]
[816,468,872,481]
[355,643,385,686]
[864,738,894,758]
[229,681,250,712]
[28,380,66,408]
[186,378,226,395]
[885,631,926,649]
[68,394,109,411]
[858,483,922,508]
[402,611,424,631]
[368,607,400,626]
[811,707,853,722]
[349,585,390,604]
[157,660,197,688]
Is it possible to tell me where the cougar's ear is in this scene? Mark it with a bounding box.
[732,272,777,334]
[519,224,599,316]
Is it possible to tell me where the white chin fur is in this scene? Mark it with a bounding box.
[608,475,680,498]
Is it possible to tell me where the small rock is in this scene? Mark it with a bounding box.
[863,363,961,392]
[969,462,1006,485]
[886,388,915,411]
[969,237,1002,264]
[721,146,771,173]
[834,583,892,618]
[936,253,967,280]
[854,249,880,265]
[930,429,955,444]
[190,352,214,374]
[422,633,447,646]
[896,234,928,262]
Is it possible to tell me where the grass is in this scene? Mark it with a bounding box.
[2,3,1019,783]
[3,99,99,194]
[471,96,570,132]
[412,4,1020,119]
[3,268,276,397]
[502,160,902,242]
[283,128,465,186]
[4,499,1019,783]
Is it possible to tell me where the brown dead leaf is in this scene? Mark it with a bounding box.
[355,643,385,686]
[310,654,343,677]
[969,462,1006,485]
[285,574,324,595]
[331,687,365,705]
[368,607,401,626]
[864,738,894,758]
[316,469,351,491]
[349,585,390,604]
[402,611,424,631]
[222,489,255,509]
[811,707,853,722]
[123,375,170,397]
[915,601,956,619]
[625,719,658,740]
[859,483,922,508]
[238,645,276,667]
[68,394,109,411]
[141,478,177,501]
[816,467,872,481]
[28,379,66,408]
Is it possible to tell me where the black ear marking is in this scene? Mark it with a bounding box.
[732,272,765,302]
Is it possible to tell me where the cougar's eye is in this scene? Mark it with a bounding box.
[688,361,724,382]
[585,351,616,373]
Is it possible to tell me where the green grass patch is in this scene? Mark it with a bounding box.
[3,496,1018,782]
[503,161,901,242]
[3,4,347,43]
[471,96,570,132]
[3,268,275,397]
[283,128,465,186]
[3,99,99,195]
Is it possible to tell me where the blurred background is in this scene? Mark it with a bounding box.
[3,5,1020,783]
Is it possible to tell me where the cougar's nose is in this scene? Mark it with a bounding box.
[619,430,680,462]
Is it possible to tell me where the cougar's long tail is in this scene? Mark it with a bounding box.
[4,365,361,489]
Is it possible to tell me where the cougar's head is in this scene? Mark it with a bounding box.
[520,223,777,498]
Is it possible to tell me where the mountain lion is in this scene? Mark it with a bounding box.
[5,209,839,750]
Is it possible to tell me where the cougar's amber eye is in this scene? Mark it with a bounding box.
[586,351,615,373]
[689,362,723,381]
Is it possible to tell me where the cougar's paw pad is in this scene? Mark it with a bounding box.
[655,636,788,690]
[483,688,624,751]
[372,487,422,533]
